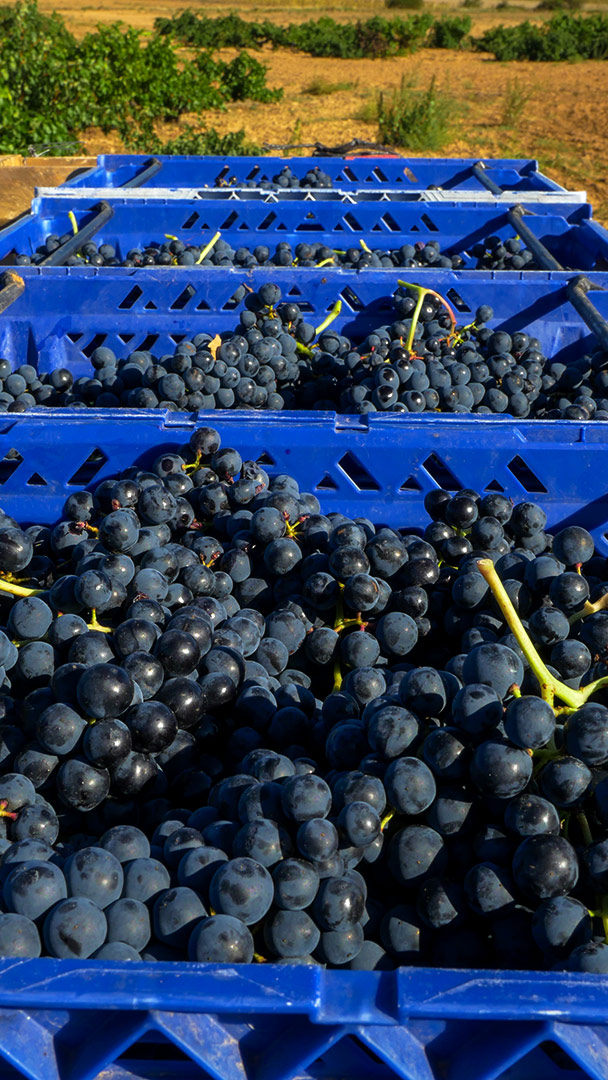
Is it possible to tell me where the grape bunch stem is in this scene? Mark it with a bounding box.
[477,559,608,710]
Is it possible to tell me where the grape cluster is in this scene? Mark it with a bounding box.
[13,235,534,272]
[0,427,605,970]
[473,234,538,271]
[217,164,334,190]
[2,282,606,418]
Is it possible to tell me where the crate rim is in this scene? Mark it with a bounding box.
[0,958,606,1023]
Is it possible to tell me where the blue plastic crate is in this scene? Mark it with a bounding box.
[0,267,607,375]
[2,408,608,551]
[0,408,605,1080]
[0,960,606,1080]
[3,197,605,272]
[0,960,605,1080]
[60,154,568,194]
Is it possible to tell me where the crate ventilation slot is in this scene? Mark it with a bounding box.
[27,473,47,486]
[119,286,143,311]
[404,166,418,182]
[181,211,199,230]
[220,210,239,230]
[196,298,211,311]
[539,1040,581,1073]
[214,165,231,184]
[118,333,135,343]
[507,455,547,493]
[340,287,364,312]
[422,453,461,491]
[67,332,83,344]
[82,334,107,358]
[316,473,339,491]
[170,285,196,312]
[287,286,303,297]
[421,213,439,233]
[67,449,108,486]
[343,212,363,233]
[400,475,422,492]
[256,451,276,466]
[144,301,157,311]
[314,1034,395,1079]
[338,453,380,492]
[0,449,22,484]
[372,167,389,183]
[446,288,471,313]
[343,166,358,182]
[258,212,277,231]
[245,165,262,181]
[169,334,186,345]
[136,334,158,353]
[485,478,505,492]
[117,1036,194,1066]
[381,213,401,233]
[296,216,323,232]
[220,292,240,312]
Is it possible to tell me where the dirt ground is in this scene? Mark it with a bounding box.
[2,0,608,217]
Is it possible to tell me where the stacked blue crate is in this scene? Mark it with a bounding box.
[2,196,608,272]
[0,156,606,1080]
[58,154,569,193]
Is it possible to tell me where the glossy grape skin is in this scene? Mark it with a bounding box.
[3,861,67,921]
[43,898,107,959]
[539,757,592,809]
[385,758,437,815]
[470,740,533,799]
[123,858,171,905]
[513,836,579,901]
[532,896,592,960]
[153,886,207,949]
[566,704,608,765]
[388,826,448,887]
[503,696,555,750]
[99,825,150,863]
[105,898,151,951]
[313,875,365,931]
[464,863,516,918]
[318,923,364,965]
[462,645,524,700]
[188,915,254,964]
[504,794,560,838]
[566,942,608,973]
[209,858,274,925]
[272,859,319,910]
[452,684,503,737]
[0,913,41,957]
[264,909,320,959]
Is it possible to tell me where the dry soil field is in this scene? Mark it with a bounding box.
[1,0,608,214]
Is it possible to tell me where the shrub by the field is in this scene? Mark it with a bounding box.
[428,15,471,48]
[155,10,470,58]
[0,0,277,154]
[475,13,608,60]
[377,76,452,151]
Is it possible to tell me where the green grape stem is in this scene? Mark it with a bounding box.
[569,590,608,625]
[315,298,342,337]
[0,577,42,598]
[477,559,608,710]
[397,280,457,351]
